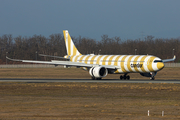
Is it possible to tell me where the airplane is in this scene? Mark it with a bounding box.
[6,30,176,80]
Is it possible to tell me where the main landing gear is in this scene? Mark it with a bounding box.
[120,74,130,80]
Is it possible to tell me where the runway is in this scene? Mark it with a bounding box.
[0,78,180,84]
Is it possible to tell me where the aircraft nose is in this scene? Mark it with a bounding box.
[157,62,164,70]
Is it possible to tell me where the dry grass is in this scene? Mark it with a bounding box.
[0,67,180,119]
[0,82,180,119]
[0,67,180,79]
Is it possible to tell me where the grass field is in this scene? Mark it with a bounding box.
[0,67,180,79]
[0,82,180,119]
[0,67,180,119]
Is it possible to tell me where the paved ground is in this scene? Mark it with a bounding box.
[0,78,180,84]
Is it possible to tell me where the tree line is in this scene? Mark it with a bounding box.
[0,33,179,64]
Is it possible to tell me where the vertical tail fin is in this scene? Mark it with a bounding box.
[63,30,82,56]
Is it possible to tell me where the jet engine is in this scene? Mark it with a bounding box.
[89,66,108,78]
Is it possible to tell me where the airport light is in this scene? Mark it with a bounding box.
[99,49,101,55]
[6,52,8,65]
[36,51,37,60]
[135,49,137,55]
[173,49,175,63]
[173,49,175,56]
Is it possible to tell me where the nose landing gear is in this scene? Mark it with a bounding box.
[150,76,155,80]
[150,72,156,80]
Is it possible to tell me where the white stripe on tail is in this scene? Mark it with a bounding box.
[63,30,82,56]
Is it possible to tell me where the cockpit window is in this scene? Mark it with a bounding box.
[154,60,163,63]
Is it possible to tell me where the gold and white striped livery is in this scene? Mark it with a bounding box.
[7,30,175,80]
[62,30,175,80]
[68,55,164,74]
[63,30,81,56]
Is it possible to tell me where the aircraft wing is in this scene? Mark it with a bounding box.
[39,54,70,60]
[51,60,117,69]
[162,55,176,63]
[6,56,117,69]
[6,56,56,64]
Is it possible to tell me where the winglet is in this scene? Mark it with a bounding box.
[6,56,23,62]
[173,55,176,60]
[162,55,176,63]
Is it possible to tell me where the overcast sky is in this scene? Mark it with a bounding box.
[0,0,180,40]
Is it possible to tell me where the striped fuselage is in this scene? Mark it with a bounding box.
[67,55,164,74]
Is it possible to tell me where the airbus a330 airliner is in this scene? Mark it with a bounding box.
[7,30,176,80]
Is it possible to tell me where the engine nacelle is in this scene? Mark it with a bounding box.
[89,66,108,78]
[140,72,157,77]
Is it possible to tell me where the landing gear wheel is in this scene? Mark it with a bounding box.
[126,75,130,80]
[123,75,126,80]
[92,77,102,80]
[150,77,155,80]
[120,75,123,80]
[120,74,130,80]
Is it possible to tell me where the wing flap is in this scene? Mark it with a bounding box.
[51,60,117,69]
[39,54,70,60]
